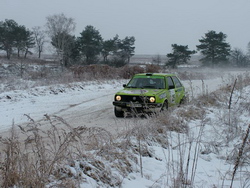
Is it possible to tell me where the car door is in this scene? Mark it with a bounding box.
[166,76,175,105]
[171,76,184,104]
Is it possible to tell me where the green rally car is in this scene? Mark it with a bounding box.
[113,73,185,117]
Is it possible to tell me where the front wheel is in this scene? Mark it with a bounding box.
[161,100,168,111]
[114,107,124,117]
[179,96,187,106]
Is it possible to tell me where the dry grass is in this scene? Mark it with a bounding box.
[0,115,141,187]
[0,94,249,187]
[1,61,250,187]
[0,115,97,187]
[0,110,192,187]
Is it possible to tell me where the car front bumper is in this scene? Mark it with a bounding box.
[113,101,162,112]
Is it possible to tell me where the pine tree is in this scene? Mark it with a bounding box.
[77,25,103,64]
[166,44,195,68]
[197,30,231,67]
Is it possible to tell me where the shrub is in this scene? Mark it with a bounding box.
[145,64,161,73]
[70,64,118,80]
[119,65,144,79]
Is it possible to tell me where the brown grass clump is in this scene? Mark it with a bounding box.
[154,110,189,134]
[70,64,151,80]
[175,106,206,121]
[194,88,230,108]
[70,64,117,80]
[120,65,145,79]
[0,115,91,187]
[0,115,139,187]
[145,64,161,73]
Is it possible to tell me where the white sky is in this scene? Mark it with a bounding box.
[1,0,250,54]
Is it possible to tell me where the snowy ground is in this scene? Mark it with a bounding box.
[0,71,235,133]
[1,69,250,187]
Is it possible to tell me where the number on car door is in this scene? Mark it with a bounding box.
[167,77,175,105]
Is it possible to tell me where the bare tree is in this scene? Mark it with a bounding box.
[45,13,76,67]
[32,26,46,58]
[152,54,162,65]
[230,48,248,67]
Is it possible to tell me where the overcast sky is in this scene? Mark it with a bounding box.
[1,0,250,55]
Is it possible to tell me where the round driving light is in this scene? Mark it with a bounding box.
[116,95,122,101]
[149,97,155,103]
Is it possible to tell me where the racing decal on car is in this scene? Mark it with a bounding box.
[169,89,175,103]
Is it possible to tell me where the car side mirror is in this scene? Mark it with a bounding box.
[123,84,127,87]
[168,85,175,89]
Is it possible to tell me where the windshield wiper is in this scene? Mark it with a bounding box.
[126,86,137,88]
[143,85,155,89]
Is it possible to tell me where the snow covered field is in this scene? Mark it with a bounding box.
[1,69,250,187]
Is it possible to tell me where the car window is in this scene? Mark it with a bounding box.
[127,77,139,88]
[167,77,175,89]
[127,77,165,89]
[172,76,182,88]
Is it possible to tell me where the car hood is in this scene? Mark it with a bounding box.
[116,88,162,96]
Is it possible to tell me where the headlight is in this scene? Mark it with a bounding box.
[116,95,122,101]
[149,97,155,103]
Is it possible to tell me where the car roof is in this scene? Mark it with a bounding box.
[134,73,176,77]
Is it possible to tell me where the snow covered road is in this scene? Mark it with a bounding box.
[0,70,243,134]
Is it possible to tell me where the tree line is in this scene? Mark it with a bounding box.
[166,30,250,68]
[0,13,250,68]
[0,13,135,68]
[0,19,35,59]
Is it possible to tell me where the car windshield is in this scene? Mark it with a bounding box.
[126,77,165,89]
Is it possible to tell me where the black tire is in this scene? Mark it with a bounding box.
[179,96,186,106]
[114,107,124,117]
[161,100,168,111]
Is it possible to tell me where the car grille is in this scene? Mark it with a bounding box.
[119,95,151,103]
